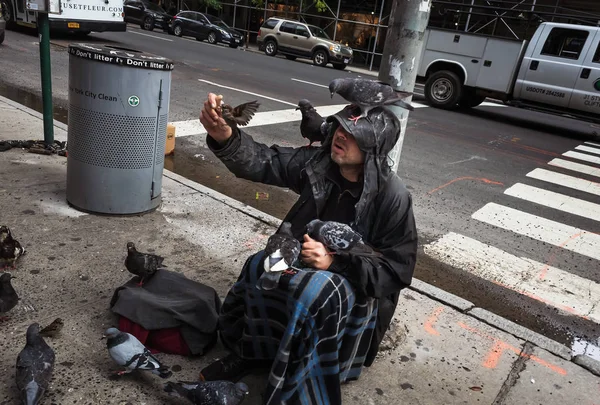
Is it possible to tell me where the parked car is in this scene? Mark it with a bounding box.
[171,11,244,48]
[257,17,353,70]
[124,0,171,32]
[0,2,5,44]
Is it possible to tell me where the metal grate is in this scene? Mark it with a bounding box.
[68,104,157,170]
[155,114,168,167]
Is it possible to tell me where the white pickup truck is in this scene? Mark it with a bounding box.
[417,22,600,123]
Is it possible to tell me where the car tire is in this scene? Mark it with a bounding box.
[458,88,487,108]
[1,0,15,29]
[264,39,277,56]
[424,70,463,109]
[0,30,4,45]
[172,23,183,37]
[285,55,297,60]
[142,16,154,31]
[312,49,328,67]
[207,31,217,44]
[333,63,346,70]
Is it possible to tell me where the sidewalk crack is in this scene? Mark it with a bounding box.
[492,341,534,405]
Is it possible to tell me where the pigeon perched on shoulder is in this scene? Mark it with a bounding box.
[219,99,260,131]
[102,327,172,378]
[0,272,19,322]
[0,225,26,270]
[15,323,55,405]
[296,99,329,146]
[164,380,249,405]
[306,219,381,257]
[39,318,64,338]
[125,242,165,287]
[328,78,414,125]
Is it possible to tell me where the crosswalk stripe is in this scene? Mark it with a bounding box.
[549,158,600,178]
[423,232,600,323]
[563,150,600,165]
[504,183,600,222]
[585,141,600,148]
[527,168,600,197]
[575,145,600,156]
[472,202,600,260]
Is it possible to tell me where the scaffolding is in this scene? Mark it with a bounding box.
[190,0,600,70]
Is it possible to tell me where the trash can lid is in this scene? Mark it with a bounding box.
[68,44,174,71]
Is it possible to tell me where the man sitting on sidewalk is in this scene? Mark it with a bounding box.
[199,93,418,404]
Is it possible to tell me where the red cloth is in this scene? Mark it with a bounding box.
[118,316,191,356]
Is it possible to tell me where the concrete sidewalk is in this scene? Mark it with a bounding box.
[0,95,598,405]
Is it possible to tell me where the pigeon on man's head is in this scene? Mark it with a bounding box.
[102,327,172,378]
[164,380,249,405]
[219,99,260,131]
[263,222,301,273]
[0,272,18,322]
[0,225,25,270]
[306,219,381,257]
[328,78,414,125]
[296,99,329,146]
[16,323,55,405]
[125,242,165,287]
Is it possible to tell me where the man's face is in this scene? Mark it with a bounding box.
[330,125,365,167]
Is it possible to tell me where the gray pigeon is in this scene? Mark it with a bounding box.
[263,222,301,273]
[15,323,55,405]
[0,225,26,270]
[220,100,260,131]
[164,380,249,405]
[296,99,329,146]
[0,272,18,322]
[102,327,172,378]
[328,78,414,125]
[125,242,165,287]
[306,219,381,257]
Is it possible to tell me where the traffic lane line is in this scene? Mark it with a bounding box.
[199,78,300,107]
[128,30,173,42]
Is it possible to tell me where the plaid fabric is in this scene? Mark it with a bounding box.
[219,251,378,405]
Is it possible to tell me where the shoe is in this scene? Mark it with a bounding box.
[199,352,270,382]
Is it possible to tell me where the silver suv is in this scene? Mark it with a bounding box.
[257,18,353,70]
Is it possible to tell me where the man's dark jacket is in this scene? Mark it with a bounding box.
[207,121,418,367]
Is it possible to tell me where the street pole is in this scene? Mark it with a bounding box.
[38,12,54,146]
[379,0,431,173]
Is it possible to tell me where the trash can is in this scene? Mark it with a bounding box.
[66,44,175,215]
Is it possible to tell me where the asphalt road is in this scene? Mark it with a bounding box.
[1,25,600,354]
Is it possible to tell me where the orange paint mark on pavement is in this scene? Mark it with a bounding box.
[427,177,504,195]
[539,232,584,280]
[424,307,444,336]
[458,322,567,375]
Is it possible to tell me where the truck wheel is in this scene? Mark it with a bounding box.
[312,49,328,67]
[1,0,15,29]
[264,39,277,56]
[425,70,462,109]
[458,89,487,109]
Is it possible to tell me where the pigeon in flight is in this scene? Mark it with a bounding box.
[102,327,172,378]
[39,318,64,339]
[296,99,329,146]
[219,99,260,131]
[124,242,165,287]
[15,323,55,405]
[164,380,249,405]
[306,219,381,257]
[0,225,26,270]
[328,78,414,125]
[0,272,18,322]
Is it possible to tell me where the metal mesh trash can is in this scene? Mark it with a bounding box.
[66,44,174,215]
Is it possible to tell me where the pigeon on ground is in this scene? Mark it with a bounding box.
[219,99,260,131]
[296,99,329,146]
[15,323,55,405]
[102,327,172,378]
[0,225,26,270]
[125,242,165,287]
[39,318,64,338]
[164,380,249,405]
[0,272,19,322]
[306,219,381,257]
[328,78,414,125]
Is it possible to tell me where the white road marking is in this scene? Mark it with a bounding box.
[423,232,600,323]
[198,79,298,107]
[585,141,600,148]
[563,150,600,165]
[575,145,600,156]
[472,202,600,260]
[170,104,348,137]
[526,168,600,197]
[549,158,600,178]
[291,78,328,88]
[504,183,600,222]
[129,30,173,42]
